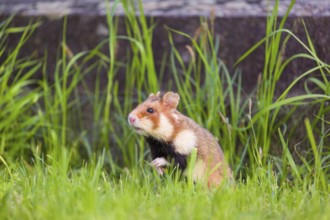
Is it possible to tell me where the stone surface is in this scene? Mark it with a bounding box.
[0,0,329,17]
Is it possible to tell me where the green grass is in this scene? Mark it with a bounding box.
[0,0,330,219]
[0,161,329,220]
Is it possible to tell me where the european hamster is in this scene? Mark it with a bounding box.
[128,91,232,186]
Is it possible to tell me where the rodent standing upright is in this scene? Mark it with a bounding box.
[128,91,232,187]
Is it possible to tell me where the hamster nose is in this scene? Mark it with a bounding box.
[128,115,136,124]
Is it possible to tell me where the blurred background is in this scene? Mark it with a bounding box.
[1,0,329,94]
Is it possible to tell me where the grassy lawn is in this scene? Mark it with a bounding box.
[0,0,329,219]
[1,161,329,220]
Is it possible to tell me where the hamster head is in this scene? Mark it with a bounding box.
[128,91,180,140]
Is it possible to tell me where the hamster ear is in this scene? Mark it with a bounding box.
[163,92,180,109]
[149,91,161,97]
[148,91,161,100]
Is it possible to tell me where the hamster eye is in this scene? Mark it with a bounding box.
[146,108,154,113]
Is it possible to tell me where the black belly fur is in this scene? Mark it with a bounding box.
[146,137,187,170]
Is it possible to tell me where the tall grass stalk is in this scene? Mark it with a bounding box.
[236,0,330,173]
[0,17,42,162]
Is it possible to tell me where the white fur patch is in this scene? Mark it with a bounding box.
[173,130,196,155]
[138,118,153,135]
[153,113,173,140]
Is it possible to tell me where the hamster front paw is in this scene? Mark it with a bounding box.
[150,157,169,175]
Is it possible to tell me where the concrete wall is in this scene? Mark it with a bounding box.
[1,0,329,94]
